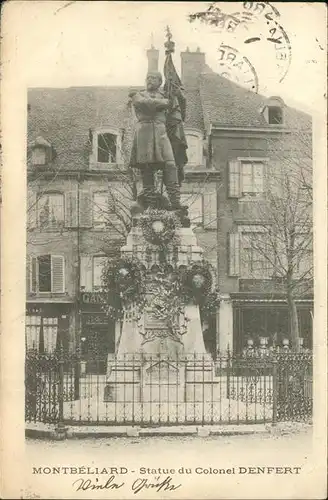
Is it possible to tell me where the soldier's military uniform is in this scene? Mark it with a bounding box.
[129,87,181,209]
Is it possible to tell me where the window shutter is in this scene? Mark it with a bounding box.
[26,257,30,294]
[30,256,37,292]
[228,160,241,197]
[80,255,93,292]
[26,256,37,293]
[229,232,240,276]
[27,190,37,229]
[203,191,217,229]
[79,190,92,228]
[51,255,65,293]
[65,191,78,228]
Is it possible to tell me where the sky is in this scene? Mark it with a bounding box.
[2,1,326,114]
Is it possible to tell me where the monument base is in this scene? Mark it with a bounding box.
[103,353,215,403]
[103,212,216,405]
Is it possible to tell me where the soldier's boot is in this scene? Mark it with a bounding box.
[164,162,188,211]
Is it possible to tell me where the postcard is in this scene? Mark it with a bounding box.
[0,1,327,499]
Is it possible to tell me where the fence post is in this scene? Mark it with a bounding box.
[54,347,67,440]
[226,348,231,399]
[272,358,278,427]
[74,349,80,400]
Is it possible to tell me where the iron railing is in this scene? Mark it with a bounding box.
[25,350,312,427]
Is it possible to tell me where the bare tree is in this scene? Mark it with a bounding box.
[239,135,312,349]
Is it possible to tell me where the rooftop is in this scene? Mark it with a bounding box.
[27,57,311,171]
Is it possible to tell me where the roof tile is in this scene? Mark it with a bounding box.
[28,74,311,172]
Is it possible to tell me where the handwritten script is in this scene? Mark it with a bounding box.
[73,475,182,494]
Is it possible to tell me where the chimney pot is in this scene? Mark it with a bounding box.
[180,48,206,87]
[146,46,159,72]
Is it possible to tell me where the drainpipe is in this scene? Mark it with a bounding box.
[215,174,220,357]
[74,173,81,398]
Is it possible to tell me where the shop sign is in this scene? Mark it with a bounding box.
[80,292,106,304]
[84,314,109,326]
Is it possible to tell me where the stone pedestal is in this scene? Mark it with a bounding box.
[218,293,233,352]
[104,213,215,403]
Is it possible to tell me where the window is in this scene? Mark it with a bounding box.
[294,233,313,279]
[26,315,58,353]
[93,192,109,227]
[97,132,117,163]
[241,162,264,197]
[93,256,107,290]
[32,147,46,165]
[38,255,52,292]
[228,228,272,278]
[29,255,65,293]
[89,128,123,168]
[26,315,41,351]
[38,193,64,229]
[42,317,58,354]
[262,97,284,125]
[228,159,267,198]
[181,193,203,227]
[29,136,52,166]
[268,106,283,125]
[241,232,272,278]
[185,130,203,166]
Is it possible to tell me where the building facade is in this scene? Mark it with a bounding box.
[26,47,313,363]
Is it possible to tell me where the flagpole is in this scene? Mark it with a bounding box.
[163,26,188,188]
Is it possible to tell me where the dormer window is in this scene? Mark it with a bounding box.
[97,133,117,163]
[29,136,52,166]
[185,129,203,167]
[89,128,123,169]
[262,97,285,126]
[268,106,283,125]
[32,147,46,165]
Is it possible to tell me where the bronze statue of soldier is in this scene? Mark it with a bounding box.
[129,71,188,219]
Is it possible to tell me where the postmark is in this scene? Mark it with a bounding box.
[189,1,292,84]
[242,1,292,83]
[217,44,259,93]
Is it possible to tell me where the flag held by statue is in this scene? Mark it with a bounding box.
[164,28,188,186]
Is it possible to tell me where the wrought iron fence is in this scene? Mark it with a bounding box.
[25,350,312,427]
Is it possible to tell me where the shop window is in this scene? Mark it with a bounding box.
[181,193,203,227]
[37,192,64,229]
[26,315,41,351]
[26,315,58,353]
[29,255,65,293]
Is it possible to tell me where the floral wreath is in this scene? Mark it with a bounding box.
[101,256,146,319]
[180,260,214,304]
[139,209,180,247]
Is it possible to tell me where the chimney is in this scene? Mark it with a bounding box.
[181,47,206,88]
[147,45,159,72]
